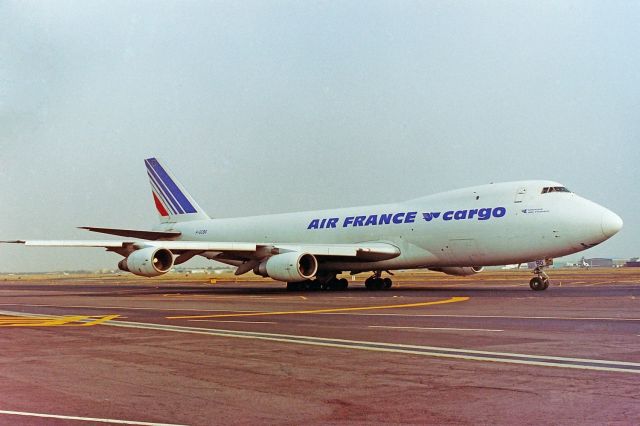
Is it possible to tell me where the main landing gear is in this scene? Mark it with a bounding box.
[364,271,393,291]
[529,266,550,291]
[286,274,348,292]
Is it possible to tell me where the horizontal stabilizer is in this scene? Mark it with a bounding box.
[79,227,181,240]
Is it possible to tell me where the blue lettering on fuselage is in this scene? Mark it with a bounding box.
[307,211,418,230]
[437,206,507,223]
[306,207,506,230]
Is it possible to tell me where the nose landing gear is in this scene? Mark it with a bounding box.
[529,265,550,291]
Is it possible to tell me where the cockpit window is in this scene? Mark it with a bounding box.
[541,186,571,194]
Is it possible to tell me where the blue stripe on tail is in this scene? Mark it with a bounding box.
[146,167,182,214]
[145,158,197,214]
[146,171,178,215]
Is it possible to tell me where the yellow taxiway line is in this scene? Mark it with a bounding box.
[0,314,119,327]
[167,296,469,319]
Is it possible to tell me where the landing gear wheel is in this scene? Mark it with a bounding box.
[529,277,546,291]
[542,278,550,290]
[364,277,374,290]
[365,277,382,290]
[337,278,348,291]
[366,278,383,290]
[529,264,550,291]
[286,282,300,292]
[365,272,393,290]
[308,280,321,291]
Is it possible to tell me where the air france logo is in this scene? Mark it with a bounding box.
[307,212,417,230]
[422,212,441,221]
[307,207,507,229]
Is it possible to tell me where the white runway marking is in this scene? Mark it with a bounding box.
[101,321,640,374]
[0,409,186,425]
[2,309,639,374]
[369,325,504,332]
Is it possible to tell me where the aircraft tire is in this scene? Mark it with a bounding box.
[308,280,321,291]
[383,278,392,289]
[338,278,348,291]
[286,282,300,292]
[365,277,373,290]
[529,277,546,291]
[542,278,550,290]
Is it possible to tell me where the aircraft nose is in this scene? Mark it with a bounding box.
[601,209,623,238]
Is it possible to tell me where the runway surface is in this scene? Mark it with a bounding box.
[1,269,639,425]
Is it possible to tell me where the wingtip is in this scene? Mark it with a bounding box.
[0,240,26,244]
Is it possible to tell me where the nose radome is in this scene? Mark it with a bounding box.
[601,209,623,238]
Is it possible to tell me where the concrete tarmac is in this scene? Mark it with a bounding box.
[1,269,639,425]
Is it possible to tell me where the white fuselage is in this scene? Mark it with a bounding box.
[160,180,622,273]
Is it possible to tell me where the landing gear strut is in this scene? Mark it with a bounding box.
[365,271,393,291]
[529,266,550,291]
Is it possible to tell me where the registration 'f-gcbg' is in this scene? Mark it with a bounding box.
[4,158,623,291]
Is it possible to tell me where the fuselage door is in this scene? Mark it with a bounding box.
[514,186,527,203]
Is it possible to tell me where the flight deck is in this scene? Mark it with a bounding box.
[1,269,639,425]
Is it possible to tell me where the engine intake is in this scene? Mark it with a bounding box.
[254,252,318,282]
[118,247,174,277]
[430,266,484,276]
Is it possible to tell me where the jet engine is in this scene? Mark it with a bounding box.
[431,266,484,276]
[118,247,174,277]
[253,252,318,282]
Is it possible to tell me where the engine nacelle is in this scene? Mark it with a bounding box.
[118,247,174,277]
[431,266,484,276]
[253,252,318,282]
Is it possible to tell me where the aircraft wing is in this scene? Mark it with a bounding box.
[1,240,400,261]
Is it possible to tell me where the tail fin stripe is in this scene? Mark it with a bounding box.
[147,171,180,215]
[149,179,176,215]
[146,168,183,214]
[144,157,210,223]
[145,161,185,214]
[145,159,197,214]
[152,192,170,217]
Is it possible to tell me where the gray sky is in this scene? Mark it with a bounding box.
[1,1,638,272]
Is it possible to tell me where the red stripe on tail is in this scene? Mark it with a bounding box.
[152,192,169,217]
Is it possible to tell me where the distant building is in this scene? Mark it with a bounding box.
[625,259,640,267]
[586,258,614,268]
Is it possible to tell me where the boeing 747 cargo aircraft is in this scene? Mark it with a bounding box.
[4,158,623,291]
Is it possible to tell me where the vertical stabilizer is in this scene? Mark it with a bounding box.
[144,157,210,223]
